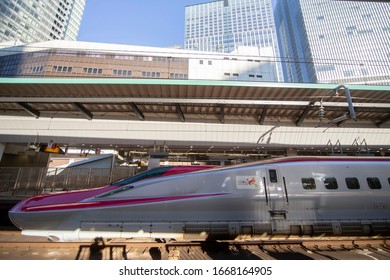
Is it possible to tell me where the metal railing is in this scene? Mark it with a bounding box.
[0,166,138,198]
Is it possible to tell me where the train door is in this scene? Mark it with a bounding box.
[263,167,289,219]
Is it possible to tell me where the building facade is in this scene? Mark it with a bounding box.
[184,0,283,81]
[0,0,86,43]
[0,40,278,82]
[274,0,390,85]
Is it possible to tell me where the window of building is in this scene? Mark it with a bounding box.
[317,65,336,72]
[344,70,354,77]
[367,177,382,189]
[302,178,316,190]
[199,60,204,65]
[143,71,161,78]
[143,56,153,62]
[324,177,338,189]
[52,65,72,73]
[208,60,212,65]
[346,177,360,189]
[361,68,369,76]
[83,68,102,75]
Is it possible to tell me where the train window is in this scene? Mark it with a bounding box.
[324,177,338,189]
[269,169,278,183]
[302,178,316,190]
[95,185,134,198]
[346,177,360,189]
[367,177,382,189]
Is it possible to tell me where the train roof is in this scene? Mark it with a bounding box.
[213,156,390,172]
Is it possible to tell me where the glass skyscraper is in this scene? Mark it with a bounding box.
[274,0,390,85]
[184,0,283,81]
[0,0,86,43]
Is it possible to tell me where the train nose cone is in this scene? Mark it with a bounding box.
[8,210,20,229]
[8,198,33,229]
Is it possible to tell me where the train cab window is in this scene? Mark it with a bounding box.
[324,177,338,189]
[95,185,134,198]
[367,177,382,189]
[346,177,360,189]
[269,169,278,183]
[302,178,316,190]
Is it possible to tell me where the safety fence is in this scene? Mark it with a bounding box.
[0,166,139,198]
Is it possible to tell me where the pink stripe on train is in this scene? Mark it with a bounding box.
[22,193,229,212]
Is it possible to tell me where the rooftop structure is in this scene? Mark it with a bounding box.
[0,40,278,82]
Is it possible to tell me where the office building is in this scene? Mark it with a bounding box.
[0,40,278,82]
[185,0,283,81]
[274,0,390,85]
[0,0,86,43]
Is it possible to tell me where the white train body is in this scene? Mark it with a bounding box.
[9,157,390,241]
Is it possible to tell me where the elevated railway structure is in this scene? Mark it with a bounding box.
[0,78,389,202]
[0,78,389,159]
[0,78,389,262]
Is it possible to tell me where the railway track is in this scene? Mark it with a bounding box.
[0,231,389,260]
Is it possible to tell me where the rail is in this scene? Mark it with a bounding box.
[0,231,389,260]
[0,166,138,197]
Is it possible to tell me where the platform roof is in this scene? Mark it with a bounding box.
[0,78,389,128]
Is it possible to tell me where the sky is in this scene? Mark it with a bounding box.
[77,0,201,48]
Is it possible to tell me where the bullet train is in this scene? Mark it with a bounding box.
[9,157,390,242]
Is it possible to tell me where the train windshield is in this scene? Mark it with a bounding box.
[95,185,134,198]
[94,166,213,199]
[110,166,173,186]
[94,167,174,199]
